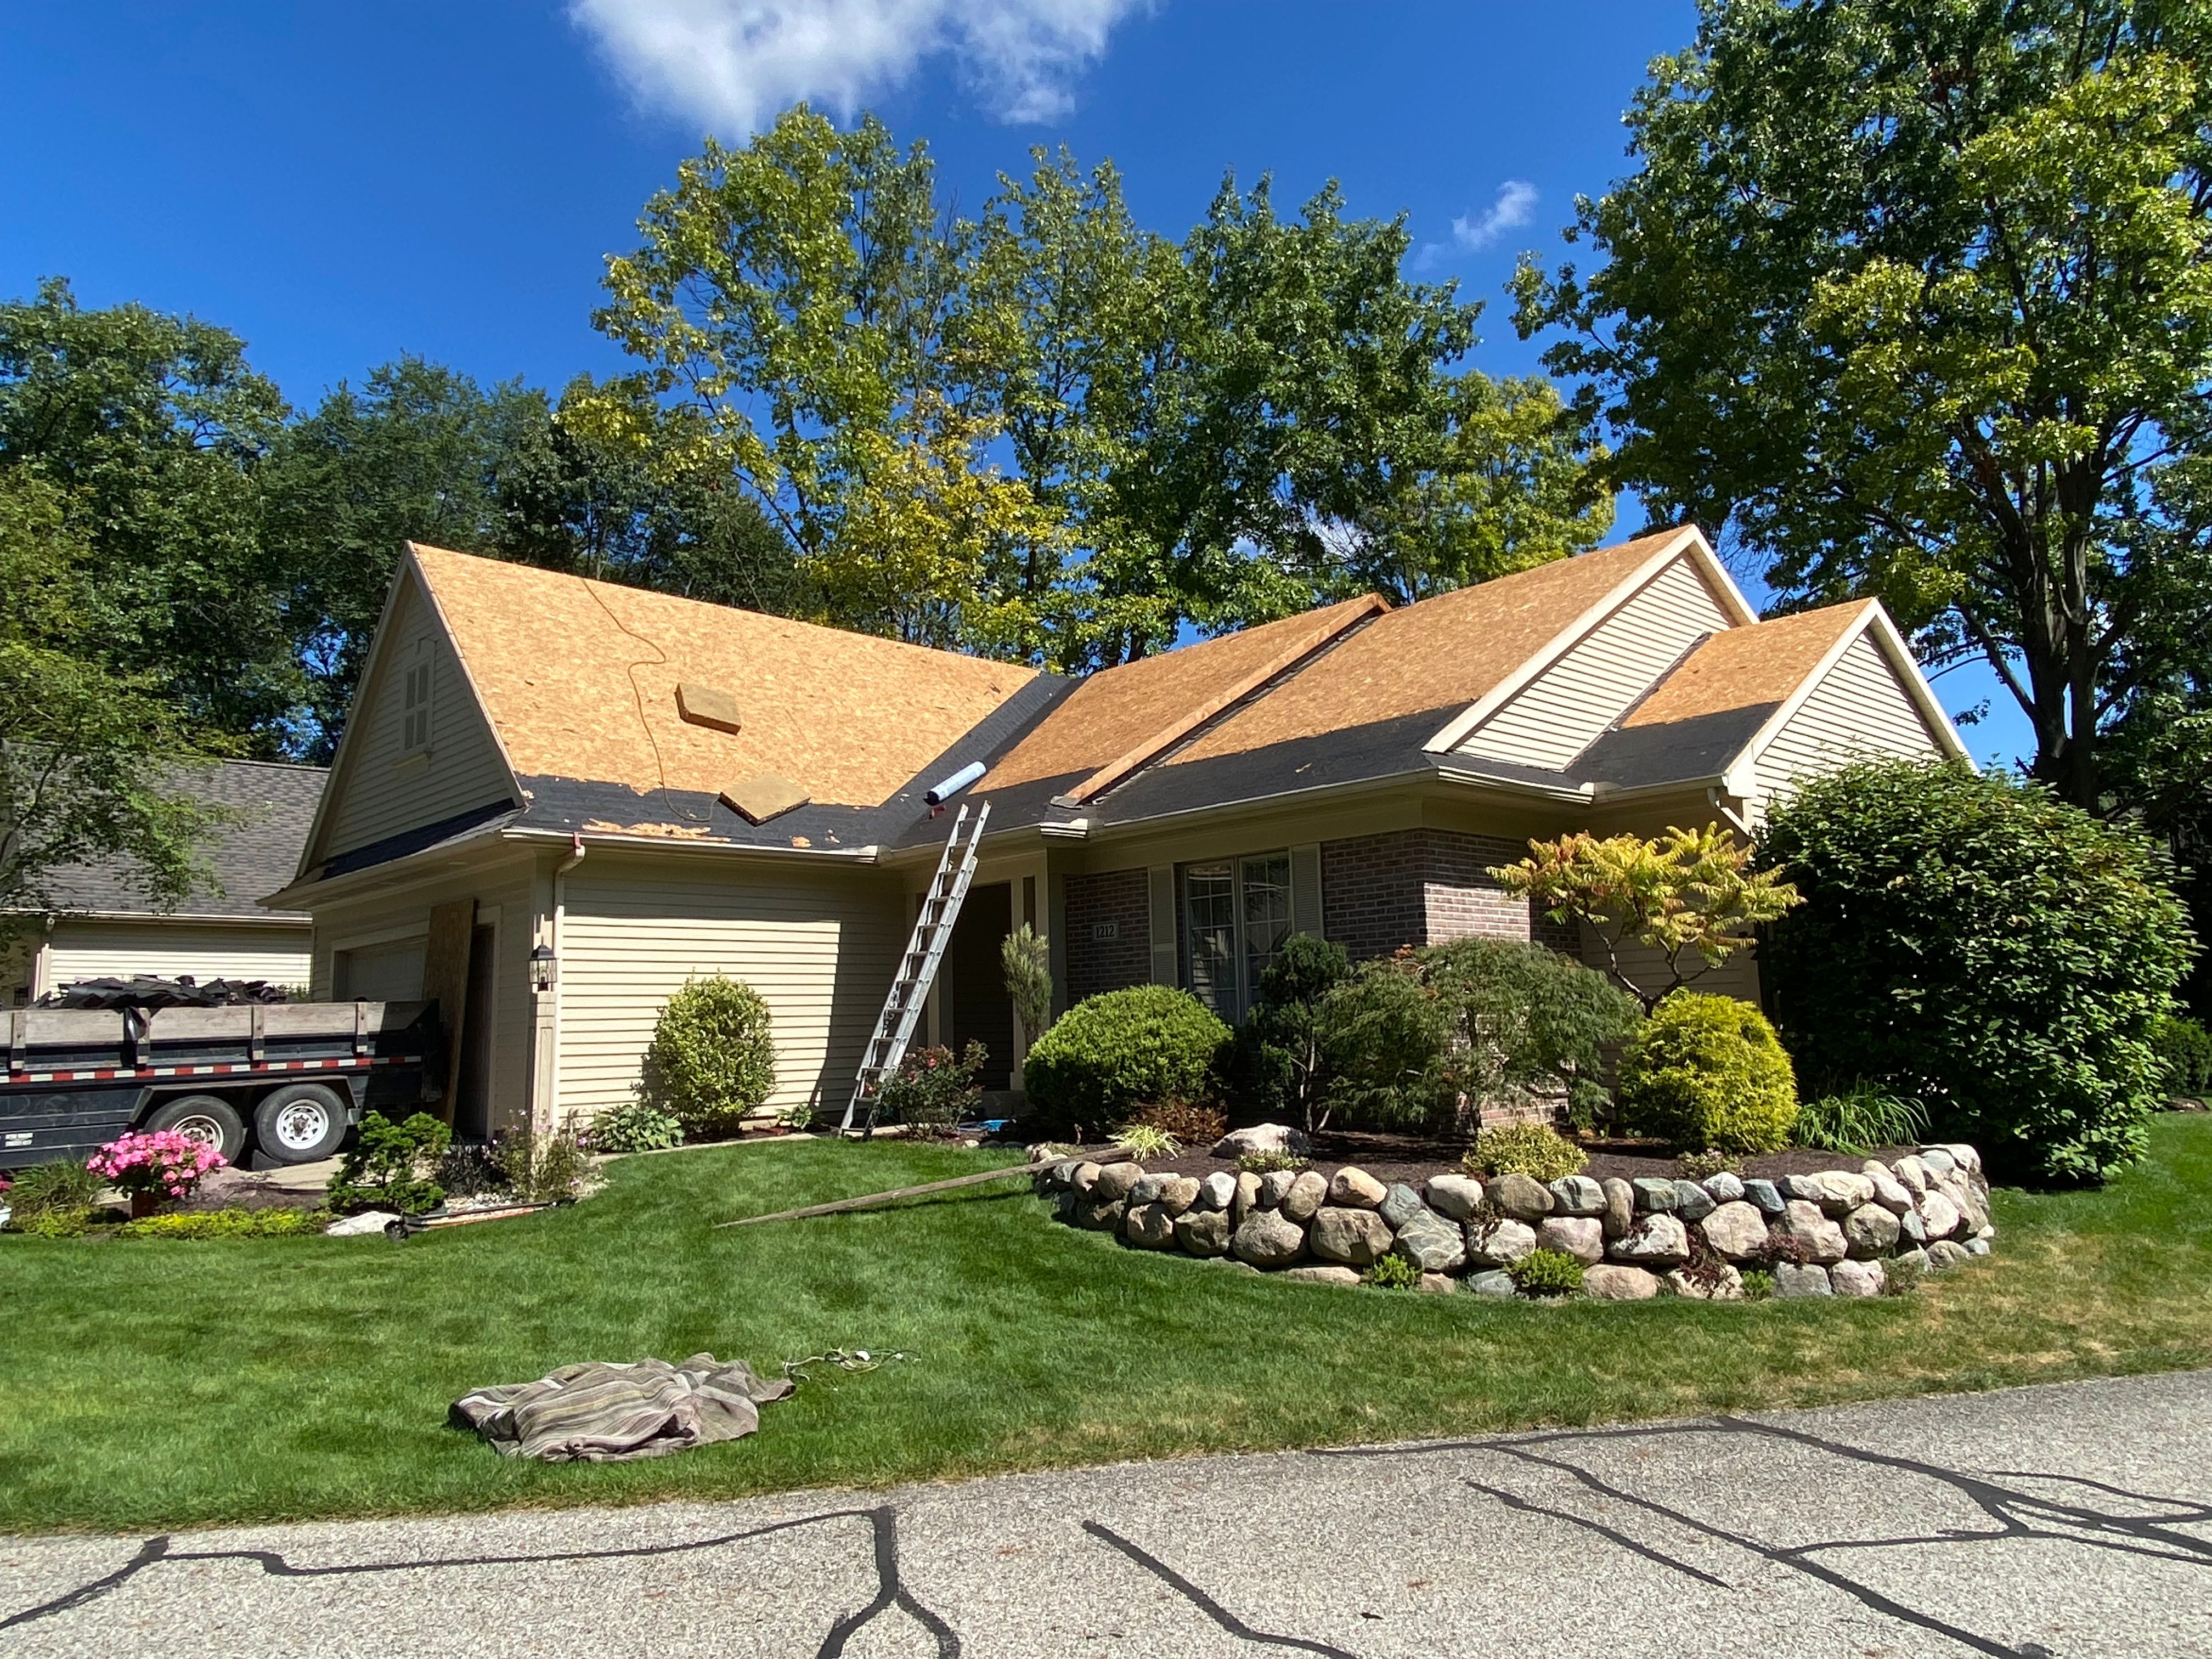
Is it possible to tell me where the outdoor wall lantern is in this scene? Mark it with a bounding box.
[529,943,557,993]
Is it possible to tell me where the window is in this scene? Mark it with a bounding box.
[400,641,433,754]
[1182,851,1294,1022]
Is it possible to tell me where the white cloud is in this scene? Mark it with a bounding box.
[1449,179,1538,251]
[568,0,1148,135]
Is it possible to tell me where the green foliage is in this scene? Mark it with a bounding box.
[1514,1,2212,813]
[1238,934,1353,1130]
[1618,992,1799,1154]
[325,1112,451,1216]
[116,1208,318,1240]
[1738,1269,1775,1301]
[1509,1247,1585,1297]
[2151,1013,2212,1096]
[1362,1253,1423,1290]
[1130,1100,1227,1149]
[643,977,778,1139]
[875,1042,986,1136]
[1020,985,1231,1126]
[1464,1122,1588,1183]
[1110,1122,1180,1160]
[1001,924,1054,1046]
[1882,1256,1926,1297]
[1759,759,2196,1181]
[588,1098,684,1155]
[1676,1149,1742,1181]
[3,1160,104,1235]
[1491,825,1799,1010]
[494,1126,590,1205]
[1793,1084,1931,1156]
[1234,1149,1310,1175]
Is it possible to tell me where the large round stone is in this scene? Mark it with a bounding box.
[1173,1207,1231,1256]
[1861,1162,1914,1215]
[1424,1173,1486,1221]
[1891,1153,1931,1195]
[1775,1199,1848,1263]
[1666,1263,1744,1300]
[1197,1170,1236,1212]
[1328,1166,1388,1209]
[1309,1205,1395,1266]
[1282,1264,1361,1287]
[1465,1268,1517,1296]
[1920,1146,1958,1176]
[1076,1198,1126,1232]
[1630,1177,1679,1212]
[1699,1200,1770,1261]
[1211,1123,1311,1159]
[1538,1215,1604,1265]
[1741,1177,1786,1215]
[1257,1168,1299,1210]
[1925,1239,1972,1271]
[1378,1182,1427,1229]
[1231,1207,1306,1267]
[1092,1161,1144,1203]
[1918,1190,1963,1240]
[1123,1203,1175,1249]
[1601,1177,1636,1239]
[1391,1207,1467,1273]
[1830,1257,1886,1297]
[1671,1179,1716,1222]
[1772,1262,1833,1299]
[1583,1264,1661,1301]
[1233,1170,1262,1224]
[1488,1172,1554,1221]
[1280,1169,1328,1222]
[1606,1212,1690,1267]
[1843,1202,1901,1259]
[1156,1175,1201,1217]
[1808,1170,1875,1217]
[1071,1160,1102,1192]
[1702,1171,1746,1204]
[1464,1216,1538,1267]
[1548,1174,1606,1216]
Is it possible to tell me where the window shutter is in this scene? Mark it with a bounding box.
[1290,843,1323,939]
[1147,865,1178,985]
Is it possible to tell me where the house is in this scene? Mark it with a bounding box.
[4,760,325,1007]
[261,527,1966,1139]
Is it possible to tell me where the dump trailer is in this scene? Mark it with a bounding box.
[1,1000,442,1170]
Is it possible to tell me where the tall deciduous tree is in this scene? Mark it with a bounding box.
[1515,0,2212,813]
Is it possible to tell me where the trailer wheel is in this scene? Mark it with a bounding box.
[145,1096,247,1164]
[253,1082,349,1164]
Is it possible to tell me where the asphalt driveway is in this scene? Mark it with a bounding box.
[5,1369,2207,1658]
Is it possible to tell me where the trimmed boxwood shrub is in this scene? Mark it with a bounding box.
[1022,985,1231,1125]
[2151,1012,2212,1097]
[1758,759,2195,1182]
[1616,991,1798,1154]
[644,976,777,1138]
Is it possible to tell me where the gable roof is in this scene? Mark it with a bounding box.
[24,760,325,919]
[1619,603,1872,732]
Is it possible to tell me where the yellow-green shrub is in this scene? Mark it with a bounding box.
[1617,991,1797,1153]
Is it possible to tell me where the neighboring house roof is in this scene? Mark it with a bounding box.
[26,760,326,920]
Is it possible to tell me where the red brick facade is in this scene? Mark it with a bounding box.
[1063,868,1151,1003]
[1321,828,1566,961]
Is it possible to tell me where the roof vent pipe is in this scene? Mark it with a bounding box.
[926,761,986,805]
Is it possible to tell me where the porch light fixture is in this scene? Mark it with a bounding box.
[529,943,557,992]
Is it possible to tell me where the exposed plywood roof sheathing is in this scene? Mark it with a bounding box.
[719,773,812,825]
[677,682,743,735]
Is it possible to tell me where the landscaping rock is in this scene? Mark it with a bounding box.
[1417,1272,1458,1295]
[1773,1262,1833,1299]
[1423,1173,1486,1222]
[1391,1207,1466,1273]
[1045,1159,1077,1188]
[1918,1191,1963,1240]
[1197,1171,1236,1211]
[1583,1264,1661,1301]
[1310,1205,1395,1266]
[1488,1172,1554,1220]
[1123,1203,1176,1249]
[1607,1212,1690,1267]
[1666,1263,1744,1300]
[1173,1207,1231,1256]
[1843,1203,1901,1259]
[1466,1268,1517,1297]
[1702,1171,1745,1204]
[1258,1169,1299,1210]
[325,1210,399,1237]
[1092,1161,1144,1203]
[1076,1198,1126,1231]
[1630,1176,1679,1212]
[1549,1174,1606,1216]
[1464,1216,1538,1268]
[1672,1180,1717,1222]
[1282,1264,1361,1288]
[1926,1239,1971,1271]
[1920,1146,1957,1176]
[1328,1166,1389,1209]
[1212,1124,1311,1159]
[1378,1181,1427,1230]
[1965,1236,1991,1257]
[1233,1171,1262,1224]
[1780,1173,1824,1203]
[1741,1177,1786,1215]
[1899,1206,1928,1245]
[1600,1177,1636,1239]
[1939,1142,1982,1176]
[1072,1161,1102,1193]
[1127,1173,1170,1208]
[1155,1175,1201,1217]
[1891,1153,1931,1195]
[1805,1171,1875,1216]
[1280,1169,1328,1223]
[1700,1200,1770,1261]
[1538,1216,1605,1265]
[1862,1162,1914,1215]
[1831,1258,1886,1296]
[1053,1189,1079,1223]
[1231,1207,1307,1267]
[1775,1200,1848,1263]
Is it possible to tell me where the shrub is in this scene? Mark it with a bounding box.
[494,1124,591,1204]
[875,1042,985,1136]
[326,1111,450,1215]
[1882,1255,1925,1297]
[1110,1122,1179,1159]
[1739,1268,1775,1300]
[3,1160,103,1233]
[1001,924,1054,1045]
[1131,1099,1227,1148]
[1234,1148,1309,1174]
[1509,1247,1585,1297]
[434,1141,506,1199]
[1759,759,2196,1182]
[1363,1253,1423,1290]
[1237,934,1352,1130]
[117,1207,318,1239]
[1463,1121,1588,1183]
[1022,986,1231,1127]
[1616,992,1797,1154]
[87,1130,225,1204]
[590,1098,684,1154]
[2150,1013,2212,1096]
[1676,1149,1741,1181]
[644,976,777,1139]
[1793,1082,1929,1155]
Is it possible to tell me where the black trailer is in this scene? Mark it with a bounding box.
[1,1001,442,1169]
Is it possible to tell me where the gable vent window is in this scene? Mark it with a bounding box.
[1181,851,1293,1022]
[400,642,434,755]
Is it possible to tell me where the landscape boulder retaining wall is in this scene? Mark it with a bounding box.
[1035,1141,1995,1300]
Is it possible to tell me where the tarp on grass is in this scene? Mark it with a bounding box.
[450,1353,793,1462]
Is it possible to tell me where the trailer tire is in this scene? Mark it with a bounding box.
[144,1095,247,1164]
[253,1082,349,1164]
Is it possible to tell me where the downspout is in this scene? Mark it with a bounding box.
[540,833,585,1135]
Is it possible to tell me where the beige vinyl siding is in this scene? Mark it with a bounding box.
[555,854,906,1121]
[1455,555,1734,770]
[42,921,312,994]
[1583,931,1763,1009]
[319,578,514,862]
[1750,631,1945,825]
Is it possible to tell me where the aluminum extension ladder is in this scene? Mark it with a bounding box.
[838,799,991,1136]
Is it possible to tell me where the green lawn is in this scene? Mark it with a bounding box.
[5,1115,2210,1535]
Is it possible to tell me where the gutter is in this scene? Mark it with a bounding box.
[0,907,312,927]
[498,825,883,862]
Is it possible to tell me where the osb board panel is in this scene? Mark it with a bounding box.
[1167,532,1684,766]
[1621,602,1869,729]
[413,544,1035,808]
[975,595,1384,792]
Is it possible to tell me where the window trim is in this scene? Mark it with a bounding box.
[1178,849,1294,1022]
[399,639,435,757]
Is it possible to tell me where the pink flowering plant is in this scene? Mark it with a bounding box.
[87,1130,226,1201]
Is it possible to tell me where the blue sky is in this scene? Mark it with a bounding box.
[1,1,2029,764]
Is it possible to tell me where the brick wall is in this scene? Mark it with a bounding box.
[1063,868,1151,1002]
[1420,831,1538,946]
[1321,828,1559,960]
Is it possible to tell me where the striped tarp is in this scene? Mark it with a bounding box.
[450,1353,794,1462]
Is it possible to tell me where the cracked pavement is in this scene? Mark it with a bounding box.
[4,1369,2208,1658]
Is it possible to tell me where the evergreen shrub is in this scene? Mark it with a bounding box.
[1617,992,1798,1153]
